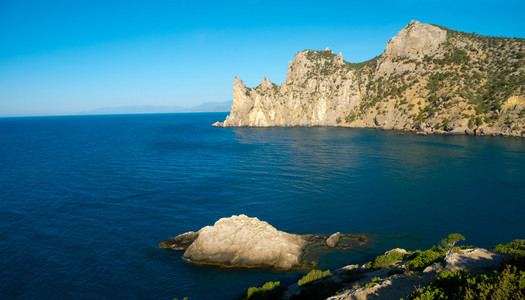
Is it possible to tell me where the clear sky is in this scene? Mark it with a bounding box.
[1,0,524,117]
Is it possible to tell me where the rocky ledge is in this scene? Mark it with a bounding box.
[238,238,523,300]
[159,214,366,270]
[324,248,506,300]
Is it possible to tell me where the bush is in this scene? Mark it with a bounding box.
[494,239,525,269]
[468,118,475,129]
[365,277,381,288]
[298,269,332,286]
[366,250,405,269]
[241,281,283,300]
[494,239,525,256]
[406,269,470,299]
[406,249,445,271]
[290,278,343,300]
[406,265,525,300]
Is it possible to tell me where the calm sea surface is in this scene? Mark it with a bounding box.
[0,113,524,299]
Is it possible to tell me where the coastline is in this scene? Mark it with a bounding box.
[213,122,525,138]
[213,22,525,138]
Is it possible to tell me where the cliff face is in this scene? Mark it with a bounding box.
[214,21,525,137]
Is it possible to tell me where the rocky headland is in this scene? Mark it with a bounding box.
[214,21,525,137]
[159,214,366,270]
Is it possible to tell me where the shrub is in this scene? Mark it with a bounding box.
[406,269,470,299]
[475,116,483,126]
[406,249,445,271]
[442,117,450,127]
[345,113,356,123]
[494,239,525,257]
[242,281,283,300]
[366,250,405,269]
[468,118,475,129]
[406,265,525,300]
[365,277,381,288]
[298,269,332,286]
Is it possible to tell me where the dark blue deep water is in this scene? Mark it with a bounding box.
[1,113,524,299]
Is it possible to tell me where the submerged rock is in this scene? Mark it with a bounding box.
[158,231,198,250]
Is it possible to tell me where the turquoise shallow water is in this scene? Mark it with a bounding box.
[0,112,524,299]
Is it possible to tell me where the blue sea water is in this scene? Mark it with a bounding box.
[0,112,524,299]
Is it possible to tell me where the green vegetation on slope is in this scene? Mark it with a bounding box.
[297,269,332,286]
[366,249,404,269]
[239,281,284,300]
[237,234,525,300]
[406,239,525,299]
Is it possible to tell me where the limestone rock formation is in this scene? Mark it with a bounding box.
[444,248,507,275]
[384,20,447,59]
[161,215,310,269]
[182,214,308,269]
[215,21,525,137]
[160,215,367,270]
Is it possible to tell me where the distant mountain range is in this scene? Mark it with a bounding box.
[79,101,232,115]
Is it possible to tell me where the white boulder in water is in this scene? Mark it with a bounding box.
[161,214,309,270]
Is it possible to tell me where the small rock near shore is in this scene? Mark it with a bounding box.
[326,232,342,248]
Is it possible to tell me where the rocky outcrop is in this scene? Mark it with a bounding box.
[214,21,525,137]
[322,248,505,300]
[444,248,507,275]
[160,215,366,270]
[182,215,308,269]
[326,270,438,300]
[384,21,447,59]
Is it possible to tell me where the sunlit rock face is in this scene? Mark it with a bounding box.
[214,21,525,137]
[160,215,308,270]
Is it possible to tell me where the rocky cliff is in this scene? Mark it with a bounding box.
[214,21,525,137]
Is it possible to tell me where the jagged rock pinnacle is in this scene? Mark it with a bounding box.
[261,76,272,89]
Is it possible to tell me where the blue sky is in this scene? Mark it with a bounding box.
[1,0,524,116]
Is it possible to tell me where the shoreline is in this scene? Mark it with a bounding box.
[213,122,525,138]
[237,237,525,300]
